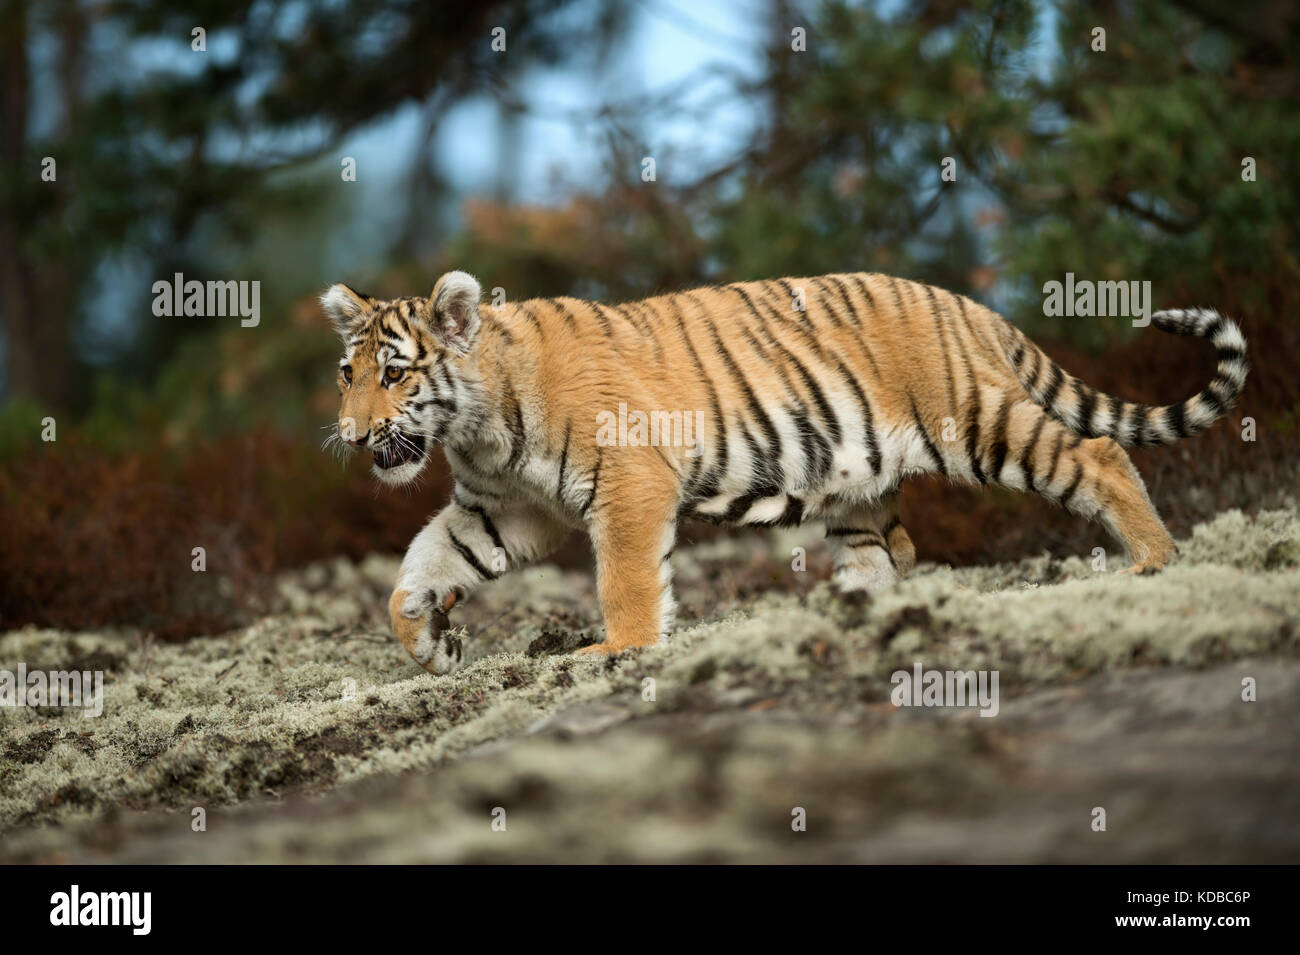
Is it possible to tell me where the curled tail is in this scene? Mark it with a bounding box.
[996,308,1248,447]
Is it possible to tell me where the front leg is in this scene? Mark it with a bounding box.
[576,471,679,657]
[390,488,567,674]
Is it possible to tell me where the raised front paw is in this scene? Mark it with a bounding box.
[388,587,463,675]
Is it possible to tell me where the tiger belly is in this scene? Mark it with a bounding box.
[679,424,931,527]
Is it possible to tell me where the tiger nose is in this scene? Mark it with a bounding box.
[343,429,370,447]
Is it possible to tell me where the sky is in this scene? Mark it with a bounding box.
[347,0,769,204]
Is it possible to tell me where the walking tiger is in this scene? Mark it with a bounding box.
[322,271,1247,674]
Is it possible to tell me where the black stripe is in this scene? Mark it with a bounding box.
[754,282,836,358]
[838,532,888,549]
[788,405,827,486]
[925,285,960,415]
[556,420,570,500]
[1058,461,1084,512]
[809,278,847,330]
[1024,344,1043,393]
[629,301,668,360]
[961,353,987,484]
[823,276,864,330]
[776,496,805,528]
[490,319,516,347]
[987,394,1011,483]
[772,337,842,445]
[455,477,502,501]
[737,416,783,496]
[723,494,758,523]
[909,399,947,474]
[669,297,728,495]
[849,274,878,313]
[952,292,998,357]
[1130,405,1152,446]
[1074,381,1098,437]
[1164,401,1187,439]
[831,356,882,473]
[826,526,877,537]
[705,323,785,482]
[448,530,495,580]
[1107,393,1125,440]
[1019,412,1048,492]
[725,284,776,335]
[581,451,602,516]
[451,449,500,485]
[1044,430,1066,485]
[411,396,455,411]
[1040,363,1065,410]
[503,383,527,470]
[776,279,802,314]
[464,502,506,556]
[888,277,907,319]
[609,303,646,335]
[587,303,616,339]
[829,277,885,380]
[1198,384,1226,417]
[734,322,825,485]
[518,304,545,339]
[548,299,581,333]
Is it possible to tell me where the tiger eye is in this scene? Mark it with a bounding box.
[385,366,403,381]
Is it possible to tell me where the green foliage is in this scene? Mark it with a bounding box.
[0,398,51,459]
[6,0,1300,440]
[440,0,1299,352]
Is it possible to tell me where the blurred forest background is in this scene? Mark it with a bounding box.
[1,0,1297,638]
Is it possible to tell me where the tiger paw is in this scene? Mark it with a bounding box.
[388,587,463,675]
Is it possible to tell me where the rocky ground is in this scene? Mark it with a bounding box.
[2,505,1298,863]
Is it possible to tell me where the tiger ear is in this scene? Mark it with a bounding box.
[320,284,373,336]
[430,271,482,352]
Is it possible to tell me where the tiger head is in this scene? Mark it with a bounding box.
[321,271,484,485]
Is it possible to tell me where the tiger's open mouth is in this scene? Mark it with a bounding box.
[372,433,426,470]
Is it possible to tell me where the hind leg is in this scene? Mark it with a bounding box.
[1001,399,1175,573]
[1087,443,1176,573]
[826,491,916,593]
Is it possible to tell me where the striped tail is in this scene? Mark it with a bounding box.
[997,308,1248,447]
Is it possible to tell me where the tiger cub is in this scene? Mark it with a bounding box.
[322,271,1247,674]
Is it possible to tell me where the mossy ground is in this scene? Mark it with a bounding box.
[2,505,1298,862]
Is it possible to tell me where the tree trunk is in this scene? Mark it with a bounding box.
[0,0,73,409]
